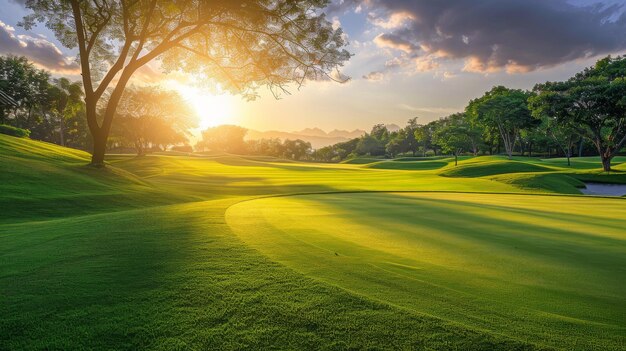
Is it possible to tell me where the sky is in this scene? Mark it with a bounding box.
[1,0,626,132]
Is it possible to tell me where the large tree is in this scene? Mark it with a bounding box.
[48,78,84,146]
[385,129,408,158]
[414,124,434,157]
[467,86,535,159]
[356,134,385,156]
[197,125,248,153]
[21,0,350,165]
[433,113,472,166]
[282,139,312,160]
[0,55,50,128]
[403,117,421,156]
[111,86,196,155]
[530,56,626,171]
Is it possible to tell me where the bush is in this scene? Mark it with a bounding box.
[0,124,30,138]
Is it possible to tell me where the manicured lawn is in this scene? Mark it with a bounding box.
[227,192,626,350]
[1,134,625,350]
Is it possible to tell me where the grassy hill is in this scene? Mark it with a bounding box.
[1,134,625,350]
[0,135,187,223]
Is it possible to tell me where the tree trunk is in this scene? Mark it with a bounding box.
[454,152,458,166]
[91,131,107,166]
[601,156,611,172]
[506,145,513,159]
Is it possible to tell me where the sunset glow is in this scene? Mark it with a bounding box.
[171,82,238,129]
[3,1,626,349]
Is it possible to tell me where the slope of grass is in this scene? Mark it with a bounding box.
[572,172,626,184]
[227,192,626,351]
[340,157,383,164]
[541,156,626,170]
[0,135,185,223]
[393,156,448,161]
[365,159,448,170]
[439,159,554,178]
[1,198,542,350]
[2,134,626,350]
[488,173,585,194]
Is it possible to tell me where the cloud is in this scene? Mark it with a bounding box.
[374,33,415,53]
[360,0,626,73]
[326,0,366,14]
[442,71,457,80]
[0,20,79,74]
[362,71,385,81]
[368,11,414,29]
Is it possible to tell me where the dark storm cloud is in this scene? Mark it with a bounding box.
[342,0,626,72]
[0,20,79,73]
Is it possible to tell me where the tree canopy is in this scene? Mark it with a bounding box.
[467,86,536,159]
[433,113,472,166]
[197,125,248,153]
[21,0,351,165]
[530,55,626,171]
[111,86,197,155]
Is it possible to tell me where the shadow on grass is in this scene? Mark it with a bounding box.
[0,199,537,350]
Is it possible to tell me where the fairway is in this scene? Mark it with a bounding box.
[227,192,626,350]
[4,3,626,349]
[2,135,626,350]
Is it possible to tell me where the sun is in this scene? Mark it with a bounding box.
[170,82,237,130]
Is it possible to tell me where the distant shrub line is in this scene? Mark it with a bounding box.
[0,124,30,138]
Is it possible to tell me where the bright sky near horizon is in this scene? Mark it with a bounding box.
[1,0,625,132]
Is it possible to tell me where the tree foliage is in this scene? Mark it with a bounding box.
[197,125,248,153]
[467,86,535,159]
[0,55,90,146]
[21,0,351,165]
[48,78,84,146]
[530,55,626,171]
[111,86,197,155]
[433,113,472,166]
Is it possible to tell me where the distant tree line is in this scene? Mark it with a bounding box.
[3,54,625,171]
[0,55,88,148]
[196,125,313,161]
[0,55,197,155]
[107,86,197,155]
[312,55,626,171]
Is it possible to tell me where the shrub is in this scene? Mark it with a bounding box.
[0,124,30,138]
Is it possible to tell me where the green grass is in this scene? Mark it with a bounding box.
[439,159,555,178]
[1,134,626,350]
[226,192,626,350]
[340,157,384,164]
[365,159,449,170]
[0,137,186,224]
[488,173,586,194]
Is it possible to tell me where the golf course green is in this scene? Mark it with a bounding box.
[1,134,625,350]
